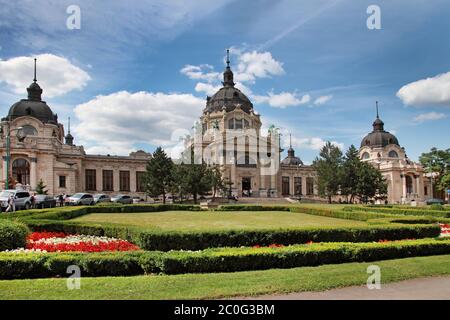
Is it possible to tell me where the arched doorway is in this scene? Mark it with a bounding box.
[405,175,413,194]
[12,158,30,185]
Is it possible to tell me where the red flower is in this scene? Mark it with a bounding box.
[27,232,67,241]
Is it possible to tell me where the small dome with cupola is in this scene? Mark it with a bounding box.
[3,58,58,125]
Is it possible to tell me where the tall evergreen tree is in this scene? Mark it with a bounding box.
[145,147,173,204]
[341,145,361,203]
[35,179,48,195]
[313,141,343,203]
[181,162,212,204]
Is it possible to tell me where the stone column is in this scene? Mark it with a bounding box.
[130,168,136,193]
[401,174,407,200]
[30,157,37,189]
[113,169,120,192]
[302,176,307,196]
[415,175,421,198]
[2,155,7,186]
[290,176,294,195]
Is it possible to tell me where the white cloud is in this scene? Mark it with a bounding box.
[292,136,344,151]
[413,112,447,123]
[180,64,220,83]
[73,91,203,155]
[253,92,310,108]
[0,54,90,98]
[314,95,333,105]
[195,82,222,96]
[397,71,450,107]
[231,48,285,83]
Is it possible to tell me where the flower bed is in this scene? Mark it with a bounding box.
[5,232,140,253]
[440,223,450,237]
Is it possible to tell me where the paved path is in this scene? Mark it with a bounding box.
[240,276,450,300]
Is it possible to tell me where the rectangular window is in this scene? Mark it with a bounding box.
[119,171,130,192]
[85,169,96,191]
[102,170,114,191]
[282,176,290,195]
[59,175,66,188]
[294,177,302,195]
[424,186,428,196]
[136,171,146,192]
[306,177,314,195]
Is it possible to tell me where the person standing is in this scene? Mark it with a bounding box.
[5,194,15,213]
[59,194,64,207]
[30,193,36,209]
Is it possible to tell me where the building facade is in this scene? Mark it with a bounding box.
[359,107,432,204]
[0,56,435,203]
[0,64,150,196]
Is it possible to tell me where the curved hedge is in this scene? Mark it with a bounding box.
[0,220,29,251]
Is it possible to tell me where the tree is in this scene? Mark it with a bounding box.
[341,145,360,203]
[145,147,174,204]
[355,162,387,203]
[419,148,450,194]
[35,179,48,195]
[313,141,343,203]
[179,162,212,204]
[208,166,225,200]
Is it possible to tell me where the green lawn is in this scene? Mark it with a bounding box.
[1,254,449,300]
[72,210,366,231]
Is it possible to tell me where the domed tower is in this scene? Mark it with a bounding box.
[200,50,261,138]
[359,102,404,161]
[282,134,303,166]
[4,59,58,125]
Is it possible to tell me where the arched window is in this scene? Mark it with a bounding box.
[388,150,398,158]
[12,158,30,186]
[22,125,37,136]
[362,152,370,160]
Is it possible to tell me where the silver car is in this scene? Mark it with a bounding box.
[65,193,95,206]
[0,190,32,211]
[111,194,133,204]
[93,193,111,204]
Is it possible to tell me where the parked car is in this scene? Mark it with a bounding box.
[93,194,111,204]
[111,194,133,204]
[34,194,57,209]
[0,190,32,211]
[132,196,144,204]
[65,193,95,206]
[426,198,445,205]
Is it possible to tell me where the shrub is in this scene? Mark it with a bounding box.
[156,238,450,274]
[217,205,290,212]
[1,239,449,279]
[345,206,450,218]
[0,220,29,251]
[290,206,390,221]
[430,204,444,211]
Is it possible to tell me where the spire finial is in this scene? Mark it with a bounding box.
[68,116,71,134]
[226,49,230,67]
[33,58,37,83]
[376,101,379,119]
[289,133,292,148]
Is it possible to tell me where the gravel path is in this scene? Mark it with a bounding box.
[240,276,450,300]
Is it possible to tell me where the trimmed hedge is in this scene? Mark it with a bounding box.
[217,205,291,212]
[346,206,450,218]
[0,220,29,251]
[1,238,449,278]
[156,238,450,274]
[0,251,161,279]
[290,206,391,221]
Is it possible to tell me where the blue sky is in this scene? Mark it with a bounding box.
[0,0,449,163]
